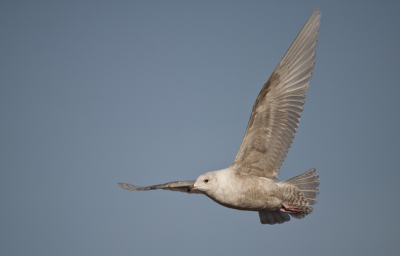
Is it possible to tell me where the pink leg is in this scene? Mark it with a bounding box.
[280,203,301,213]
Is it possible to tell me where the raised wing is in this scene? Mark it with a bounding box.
[118,180,202,194]
[231,8,320,180]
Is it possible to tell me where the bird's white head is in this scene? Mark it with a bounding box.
[189,171,219,194]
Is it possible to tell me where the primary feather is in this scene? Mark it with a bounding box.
[231,8,320,180]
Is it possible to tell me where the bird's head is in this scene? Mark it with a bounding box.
[188,171,218,194]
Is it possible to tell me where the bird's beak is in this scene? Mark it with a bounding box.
[187,185,198,192]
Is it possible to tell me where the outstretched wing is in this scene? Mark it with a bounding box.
[118,180,202,194]
[231,8,321,180]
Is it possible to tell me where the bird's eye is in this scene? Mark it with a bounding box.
[204,179,209,183]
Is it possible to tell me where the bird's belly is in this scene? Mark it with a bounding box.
[209,181,282,211]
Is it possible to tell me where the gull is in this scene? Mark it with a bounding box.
[119,8,321,225]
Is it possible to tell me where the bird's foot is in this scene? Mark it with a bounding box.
[280,203,301,213]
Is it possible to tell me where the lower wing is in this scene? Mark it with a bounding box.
[118,180,202,194]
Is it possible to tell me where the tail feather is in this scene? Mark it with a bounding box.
[307,198,317,205]
[280,168,320,202]
[283,168,318,183]
[277,168,320,217]
[291,175,319,184]
[293,181,320,190]
[301,190,319,199]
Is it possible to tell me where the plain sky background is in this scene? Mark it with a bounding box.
[1,0,399,255]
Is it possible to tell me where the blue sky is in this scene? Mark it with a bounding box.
[1,1,399,255]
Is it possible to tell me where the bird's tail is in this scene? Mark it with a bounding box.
[277,168,320,219]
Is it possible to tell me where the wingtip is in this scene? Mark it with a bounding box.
[308,7,321,23]
[316,7,322,21]
[118,182,131,190]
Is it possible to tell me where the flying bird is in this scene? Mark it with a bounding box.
[119,8,321,225]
